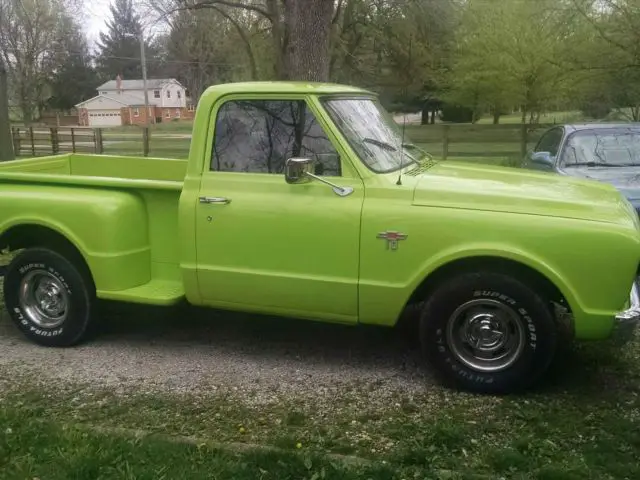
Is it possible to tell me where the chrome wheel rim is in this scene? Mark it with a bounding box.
[446,298,526,373]
[18,269,69,329]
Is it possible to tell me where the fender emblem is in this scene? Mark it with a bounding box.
[377,231,408,250]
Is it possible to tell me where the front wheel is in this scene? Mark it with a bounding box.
[420,272,558,394]
[3,247,95,347]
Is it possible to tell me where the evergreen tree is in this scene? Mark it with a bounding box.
[95,0,147,80]
[48,25,99,111]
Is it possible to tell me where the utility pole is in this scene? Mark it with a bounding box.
[139,31,152,126]
[127,30,152,126]
[0,57,14,161]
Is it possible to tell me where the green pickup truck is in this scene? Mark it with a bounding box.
[1,81,639,393]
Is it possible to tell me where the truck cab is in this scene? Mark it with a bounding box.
[1,81,639,394]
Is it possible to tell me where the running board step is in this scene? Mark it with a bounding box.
[97,279,184,306]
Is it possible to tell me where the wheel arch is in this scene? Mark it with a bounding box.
[0,223,94,289]
[398,255,575,334]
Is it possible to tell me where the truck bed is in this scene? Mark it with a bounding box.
[0,154,187,305]
[0,153,187,186]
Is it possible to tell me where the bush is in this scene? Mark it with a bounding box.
[580,101,611,119]
[439,103,475,123]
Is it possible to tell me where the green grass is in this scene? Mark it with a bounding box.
[1,333,640,478]
[104,120,195,134]
[1,408,396,479]
[1,256,640,479]
[475,110,585,125]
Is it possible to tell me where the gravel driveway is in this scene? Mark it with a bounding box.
[0,301,433,399]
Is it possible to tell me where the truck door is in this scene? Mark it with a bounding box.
[195,96,364,323]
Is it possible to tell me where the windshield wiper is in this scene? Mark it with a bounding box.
[566,161,627,167]
[363,137,398,152]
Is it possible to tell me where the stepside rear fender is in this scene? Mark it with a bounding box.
[0,184,150,291]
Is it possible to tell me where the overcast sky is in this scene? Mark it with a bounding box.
[82,0,111,47]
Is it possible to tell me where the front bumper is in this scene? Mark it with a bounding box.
[613,280,640,345]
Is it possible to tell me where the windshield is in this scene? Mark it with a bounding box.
[323,97,421,173]
[561,128,640,167]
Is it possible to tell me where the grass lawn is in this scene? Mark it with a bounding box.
[2,338,640,479]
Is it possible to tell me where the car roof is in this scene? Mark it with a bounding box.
[562,123,640,133]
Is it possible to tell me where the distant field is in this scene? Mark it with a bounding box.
[10,115,573,167]
[96,121,546,167]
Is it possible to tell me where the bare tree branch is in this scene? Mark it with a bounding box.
[175,0,271,20]
[209,5,258,79]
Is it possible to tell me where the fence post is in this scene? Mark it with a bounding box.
[520,123,528,159]
[71,128,76,153]
[50,127,59,154]
[442,124,450,160]
[142,127,150,157]
[29,127,35,156]
[11,127,20,157]
[94,128,104,154]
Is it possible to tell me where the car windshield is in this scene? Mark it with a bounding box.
[322,97,421,173]
[561,128,640,167]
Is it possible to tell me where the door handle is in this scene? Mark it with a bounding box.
[199,196,231,205]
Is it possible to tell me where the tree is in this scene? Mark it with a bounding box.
[445,0,580,124]
[0,0,72,122]
[151,0,337,81]
[0,57,14,161]
[328,0,456,121]
[47,18,99,111]
[95,0,156,80]
[163,8,253,100]
[570,0,640,120]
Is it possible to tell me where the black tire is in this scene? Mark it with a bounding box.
[3,247,95,347]
[420,271,557,394]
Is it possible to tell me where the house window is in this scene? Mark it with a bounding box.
[188,104,195,112]
[212,99,340,176]
[134,108,140,117]
[167,90,171,99]
[165,110,170,118]
[101,91,107,94]
[154,90,160,98]
[177,91,182,99]
[176,108,181,118]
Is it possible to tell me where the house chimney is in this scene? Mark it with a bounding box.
[116,74,122,91]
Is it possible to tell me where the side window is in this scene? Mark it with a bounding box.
[212,99,341,176]
[534,128,563,156]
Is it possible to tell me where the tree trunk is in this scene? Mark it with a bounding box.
[421,105,429,125]
[282,0,334,81]
[0,58,15,161]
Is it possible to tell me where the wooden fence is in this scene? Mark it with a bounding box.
[9,123,556,162]
[11,127,102,157]
[403,123,554,161]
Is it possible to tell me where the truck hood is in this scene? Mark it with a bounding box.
[412,161,637,226]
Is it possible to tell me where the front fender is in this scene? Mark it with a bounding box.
[358,203,639,340]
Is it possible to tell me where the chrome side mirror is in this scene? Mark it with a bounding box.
[284,157,354,197]
[285,157,314,184]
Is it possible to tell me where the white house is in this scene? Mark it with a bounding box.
[76,75,195,127]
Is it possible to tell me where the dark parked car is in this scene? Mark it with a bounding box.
[523,123,640,212]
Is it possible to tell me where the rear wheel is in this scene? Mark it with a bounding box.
[420,271,557,394]
[3,247,95,347]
